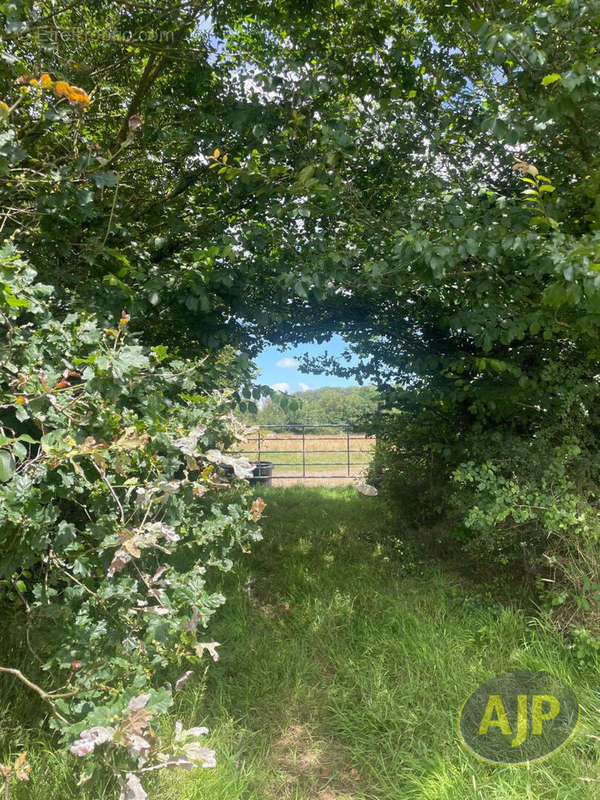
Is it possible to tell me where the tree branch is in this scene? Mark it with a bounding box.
[112,4,204,150]
[0,668,70,723]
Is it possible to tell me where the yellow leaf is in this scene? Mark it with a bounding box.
[115,427,149,451]
[13,753,30,782]
[541,73,561,86]
[213,148,220,158]
[66,85,91,105]
[53,80,70,99]
[250,497,266,521]
[69,458,83,476]
[185,454,200,471]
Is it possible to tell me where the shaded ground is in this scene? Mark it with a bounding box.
[1,487,599,799]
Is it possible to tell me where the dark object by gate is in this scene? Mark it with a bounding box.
[248,460,274,486]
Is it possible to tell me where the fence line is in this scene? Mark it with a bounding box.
[230,423,375,480]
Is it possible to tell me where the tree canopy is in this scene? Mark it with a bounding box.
[2,0,600,792]
[4,0,600,385]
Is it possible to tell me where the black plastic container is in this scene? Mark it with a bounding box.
[249,461,274,486]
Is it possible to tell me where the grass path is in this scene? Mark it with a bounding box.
[157,487,600,800]
[1,486,599,798]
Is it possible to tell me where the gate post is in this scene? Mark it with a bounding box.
[346,424,351,477]
[302,424,306,478]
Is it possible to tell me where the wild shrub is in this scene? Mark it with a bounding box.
[369,376,600,652]
[0,245,263,796]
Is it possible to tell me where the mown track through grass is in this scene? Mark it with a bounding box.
[159,487,600,800]
[1,487,599,799]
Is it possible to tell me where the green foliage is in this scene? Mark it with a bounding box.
[161,487,600,799]
[2,0,600,785]
[367,408,452,532]
[368,361,600,638]
[0,245,262,792]
[205,0,600,643]
[2,488,600,797]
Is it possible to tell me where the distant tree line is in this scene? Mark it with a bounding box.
[241,386,379,430]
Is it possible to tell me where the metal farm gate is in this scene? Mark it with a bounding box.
[232,424,375,482]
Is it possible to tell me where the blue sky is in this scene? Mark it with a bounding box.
[254,335,360,393]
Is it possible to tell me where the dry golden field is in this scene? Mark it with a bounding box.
[232,431,376,486]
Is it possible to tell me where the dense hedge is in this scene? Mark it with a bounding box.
[0,245,263,796]
[368,377,600,658]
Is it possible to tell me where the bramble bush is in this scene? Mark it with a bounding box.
[0,244,264,797]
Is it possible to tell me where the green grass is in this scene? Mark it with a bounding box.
[158,487,600,800]
[1,486,600,798]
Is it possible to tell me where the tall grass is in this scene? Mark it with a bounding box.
[0,486,599,799]
[160,487,600,799]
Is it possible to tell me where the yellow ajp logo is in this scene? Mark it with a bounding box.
[458,670,579,766]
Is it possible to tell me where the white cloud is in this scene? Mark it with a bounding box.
[298,382,312,392]
[276,357,299,369]
[271,382,291,394]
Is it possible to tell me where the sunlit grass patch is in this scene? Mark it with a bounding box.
[163,487,600,800]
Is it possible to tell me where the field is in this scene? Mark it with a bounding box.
[232,431,376,486]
